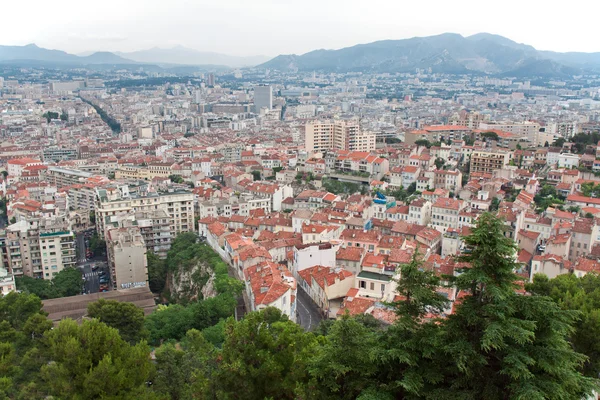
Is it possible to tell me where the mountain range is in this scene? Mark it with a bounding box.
[2,34,600,78]
[260,33,600,78]
[0,44,267,68]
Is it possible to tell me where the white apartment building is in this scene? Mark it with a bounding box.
[558,153,580,169]
[431,198,466,233]
[95,186,195,239]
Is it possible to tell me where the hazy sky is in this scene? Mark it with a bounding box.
[3,0,600,56]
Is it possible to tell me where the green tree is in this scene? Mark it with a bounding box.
[87,299,148,344]
[434,157,445,170]
[553,137,566,147]
[41,319,156,399]
[489,197,500,211]
[89,233,106,256]
[580,182,600,198]
[215,308,316,399]
[373,251,449,398]
[16,268,82,299]
[251,170,261,181]
[306,314,380,400]
[153,329,219,399]
[147,252,167,294]
[527,273,600,377]
[169,174,184,184]
[481,131,500,141]
[435,213,596,399]
[51,267,82,297]
[415,139,431,148]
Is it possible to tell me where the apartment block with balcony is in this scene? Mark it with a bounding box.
[95,185,195,239]
[469,149,511,174]
[305,120,375,154]
[3,218,75,280]
[104,209,173,259]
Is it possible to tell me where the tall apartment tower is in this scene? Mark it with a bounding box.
[305,120,375,154]
[254,85,273,112]
[207,73,215,87]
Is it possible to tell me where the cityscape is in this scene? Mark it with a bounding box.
[2,2,600,398]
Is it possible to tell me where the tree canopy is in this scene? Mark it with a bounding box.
[15,267,82,299]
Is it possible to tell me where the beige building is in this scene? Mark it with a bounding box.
[104,209,172,259]
[106,227,149,291]
[40,166,95,187]
[479,121,541,137]
[470,149,511,174]
[4,219,76,280]
[305,120,375,153]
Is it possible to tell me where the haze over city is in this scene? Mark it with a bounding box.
[3,0,600,56]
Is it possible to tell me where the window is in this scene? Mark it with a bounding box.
[359,280,366,289]
[381,284,386,292]
[370,282,375,291]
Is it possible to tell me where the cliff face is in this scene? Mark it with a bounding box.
[168,259,216,304]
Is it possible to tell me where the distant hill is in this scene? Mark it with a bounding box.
[0,44,137,65]
[260,33,600,78]
[79,51,136,65]
[0,43,266,69]
[116,46,270,67]
[0,44,80,63]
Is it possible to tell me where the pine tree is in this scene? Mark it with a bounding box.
[432,213,597,400]
[375,250,449,398]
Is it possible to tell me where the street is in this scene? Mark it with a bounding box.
[76,232,87,263]
[296,286,323,331]
[81,263,100,294]
[76,230,109,294]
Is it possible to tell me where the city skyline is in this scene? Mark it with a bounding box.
[3,0,600,57]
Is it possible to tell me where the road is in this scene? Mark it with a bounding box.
[76,232,87,263]
[296,286,323,331]
[81,263,100,294]
[80,261,109,294]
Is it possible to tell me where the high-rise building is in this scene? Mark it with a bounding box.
[106,227,148,291]
[207,73,215,87]
[2,218,76,280]
[305,120,375,153]
[254,85,273,112]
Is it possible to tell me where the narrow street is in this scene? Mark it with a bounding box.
[76,232,87,263]
[296,286,323,331]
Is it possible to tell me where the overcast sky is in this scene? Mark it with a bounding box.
[3,0,600,56]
